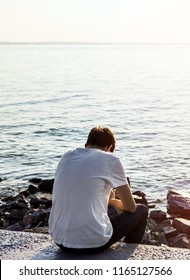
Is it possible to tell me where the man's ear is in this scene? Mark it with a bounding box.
[106,145,113,152]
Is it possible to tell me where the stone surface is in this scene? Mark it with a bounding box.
[1,230,190,260]
[168,234,190,249]
[167,190,190,217]
[155,219,172,231]
[163,226,177,239]
[149,210,167,222]
[38,179,54,193]
[173,218,190,235]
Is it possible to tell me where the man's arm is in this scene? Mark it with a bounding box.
[109,184,136,213]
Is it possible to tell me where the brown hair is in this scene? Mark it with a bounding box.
[85,126,116,152]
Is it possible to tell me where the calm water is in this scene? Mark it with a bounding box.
[0,43,190,207]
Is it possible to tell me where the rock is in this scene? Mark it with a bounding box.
[148,231,160,246]
[142,218,158,245]
[0,209,5,217]
[22,212,33,227]
[173,218,190,235]
[149,210,167,222]
[163,226,178,239]
[167,190,190,217]
[168,234,190,249]
[6,223,22,231]
[29,195,42,208]
[29,178,42,185]
[158,232,168,246]
[155,219,172,231]
[38,179,54,193]
[0,218,10,228]
[29,194,52,208]
[0,209,11,228]
[27,184,38,194]
[1,201,26,212]
[15,194,29,207]
[1,194,29,211]
[9,209,27,220]
[0,178,2,182]
[2,195,14,202]
[19,190,30,198]
[146,217,157,231]
[0,217,9,229]
[132,191,148,205]
[0,217,5,228]
[22,208,48,228]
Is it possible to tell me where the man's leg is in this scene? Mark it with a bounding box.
[105,204,148,247]
[57,204,148,254]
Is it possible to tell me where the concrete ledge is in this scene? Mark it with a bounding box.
[0,229,190,260]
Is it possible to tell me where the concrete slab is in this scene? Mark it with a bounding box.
[0,229,190,260]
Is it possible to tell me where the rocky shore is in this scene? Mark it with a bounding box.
[0,178,190,250]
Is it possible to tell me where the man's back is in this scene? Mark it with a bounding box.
[48,147,127,248]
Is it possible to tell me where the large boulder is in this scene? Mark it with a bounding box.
[173,218,190,235]
[167,190,190,217]
[168,234,190,249]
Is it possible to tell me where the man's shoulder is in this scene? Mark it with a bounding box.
[95,150,120,162]
[62,148,90,158]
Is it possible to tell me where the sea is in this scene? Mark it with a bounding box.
[0,43,190,209]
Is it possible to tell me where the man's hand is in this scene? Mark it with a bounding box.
[109,184,136,213]
[108,189,124,210]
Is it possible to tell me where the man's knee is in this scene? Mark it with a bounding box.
[136,204,148,220]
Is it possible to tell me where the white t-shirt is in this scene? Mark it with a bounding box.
[48,148,128,248]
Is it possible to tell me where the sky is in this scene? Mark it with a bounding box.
[0,0,190,43]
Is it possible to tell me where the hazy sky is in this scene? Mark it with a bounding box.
[0,0,190,43]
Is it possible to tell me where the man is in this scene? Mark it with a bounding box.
[48,126,148,253]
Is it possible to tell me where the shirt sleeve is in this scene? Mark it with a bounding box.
[108,158,128,188]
